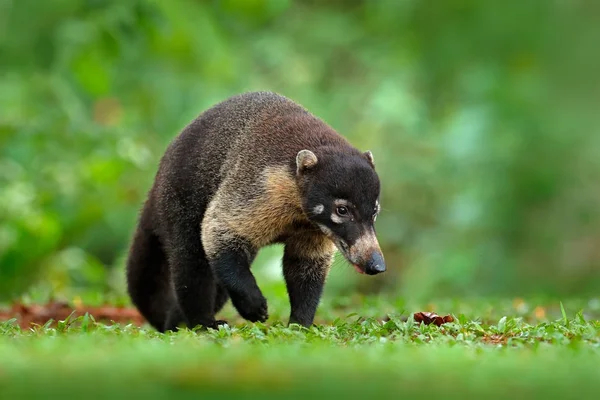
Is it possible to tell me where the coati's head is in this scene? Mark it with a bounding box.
[296,147,385,275]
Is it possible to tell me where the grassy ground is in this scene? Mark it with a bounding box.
[1,295,600,399]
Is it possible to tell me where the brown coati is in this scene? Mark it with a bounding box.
[126,91,385,332]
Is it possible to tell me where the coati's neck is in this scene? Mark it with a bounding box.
[263,165,306,217]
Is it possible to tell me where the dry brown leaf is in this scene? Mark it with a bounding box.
[413,311,454,326]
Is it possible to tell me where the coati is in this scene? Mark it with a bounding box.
[126,91,385,332]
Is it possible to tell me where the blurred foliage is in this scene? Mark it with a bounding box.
[1,0,600,301]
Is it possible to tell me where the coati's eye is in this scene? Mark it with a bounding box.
[336,206,349,216]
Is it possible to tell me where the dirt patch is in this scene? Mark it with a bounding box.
[0,301,144,329]
[482,334,508,345]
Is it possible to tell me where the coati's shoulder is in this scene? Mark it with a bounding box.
[167,91,308,157]
[176,91,340,150]
[154,92,298,180]
[161,91,359,188]
[220,92,358,164]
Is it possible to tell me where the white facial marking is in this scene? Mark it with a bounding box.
[330,213,344,224]
[334,199,349,207]
[317,223,333,237]
[313,204,324,215]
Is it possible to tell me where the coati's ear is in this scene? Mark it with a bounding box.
[296,149,318,174]
[364,150,375,168]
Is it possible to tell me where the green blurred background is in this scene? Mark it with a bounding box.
[1,0,599,305]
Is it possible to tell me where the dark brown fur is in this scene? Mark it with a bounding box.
[126,91,384,332]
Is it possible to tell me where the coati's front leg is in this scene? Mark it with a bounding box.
[207,242,268,323]
[283,232,336,327]
[201,189,270,323]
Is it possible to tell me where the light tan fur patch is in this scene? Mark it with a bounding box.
[285,231,336,261]
[348,228,382,264]
[202,166,308,258]
[285,231,336,280]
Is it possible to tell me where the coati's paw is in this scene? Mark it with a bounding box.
[288,316,313,328]
[231,291,268,323]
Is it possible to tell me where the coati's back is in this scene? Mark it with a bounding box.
[155,91,356,207]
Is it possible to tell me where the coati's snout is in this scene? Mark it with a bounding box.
[296,149,386,275]
[356,252,386,275]
[338,226,386,275]
[363,251,386,275]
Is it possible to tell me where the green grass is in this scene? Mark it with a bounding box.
[1,296,600,399]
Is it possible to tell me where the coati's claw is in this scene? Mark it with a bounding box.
[231,292,268,323]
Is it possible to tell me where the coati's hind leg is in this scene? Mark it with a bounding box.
[283,232,336,327]
[214,284,229,314]
[163,304,185,332]
[166,221,224,330]
[126,204,173,332]
[164,286,229,331]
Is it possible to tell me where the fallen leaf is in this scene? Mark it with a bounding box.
[413,312,454,326]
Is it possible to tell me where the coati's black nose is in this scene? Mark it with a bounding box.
[364,252,386,275]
